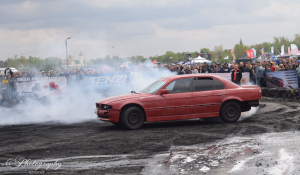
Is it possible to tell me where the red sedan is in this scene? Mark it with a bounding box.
[95,74,261,129]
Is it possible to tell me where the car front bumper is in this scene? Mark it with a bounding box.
[95,108,120,123]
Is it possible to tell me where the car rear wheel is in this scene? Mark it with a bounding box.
[220,102,241,123]
[120,107,144,130]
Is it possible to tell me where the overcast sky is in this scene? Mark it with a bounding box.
[0,0,299,60]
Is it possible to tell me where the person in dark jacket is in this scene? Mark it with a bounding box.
[231,64,242,85]
[222,63,231,73]
[203,65,212,73]
[217,64,224,73]
[244,63,253,82]
[239,62,245,72]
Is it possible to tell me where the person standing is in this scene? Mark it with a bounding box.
[231,64,242,85]
[239,62,245,72]
[192,66,199,74]
[262,64,271,87]
[255,62,264,87]
[270,63,275,72]
[222,63,231,73]
[244,63,253,82]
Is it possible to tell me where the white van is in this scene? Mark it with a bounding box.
[0,67,18,76]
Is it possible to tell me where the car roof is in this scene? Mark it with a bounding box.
[162,74,224,80]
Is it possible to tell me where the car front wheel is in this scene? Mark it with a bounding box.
[220,102,241,123]
[120,106,144,129]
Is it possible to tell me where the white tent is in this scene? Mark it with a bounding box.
[191,56,212,64]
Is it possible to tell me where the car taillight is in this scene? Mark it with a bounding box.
[258,89,261,97]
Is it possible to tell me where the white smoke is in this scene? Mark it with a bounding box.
[0,61,175,125]
[240,106,259,121]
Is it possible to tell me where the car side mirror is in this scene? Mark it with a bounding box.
[159,89,169,95]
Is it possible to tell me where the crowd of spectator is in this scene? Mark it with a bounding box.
[1,56,300,88]
[167,56,300,87]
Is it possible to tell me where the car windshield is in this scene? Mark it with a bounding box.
[140,80,166,94]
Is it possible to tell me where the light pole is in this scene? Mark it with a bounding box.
[65,37,71,73]
[220,45,222,60]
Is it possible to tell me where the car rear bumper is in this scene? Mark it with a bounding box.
[248,100,259,107]
[95,109,120,122]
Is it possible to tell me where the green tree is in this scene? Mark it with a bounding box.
[233,44,249,58]
[293,33,300,49]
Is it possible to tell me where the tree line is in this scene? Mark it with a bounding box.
[1,33,300,69]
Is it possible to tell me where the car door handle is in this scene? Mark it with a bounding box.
[217,94,222,96]
[185,96,190,99]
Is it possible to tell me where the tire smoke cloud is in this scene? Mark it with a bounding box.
[0,61,175,125]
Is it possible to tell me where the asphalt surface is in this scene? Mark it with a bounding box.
[1,98,300,174]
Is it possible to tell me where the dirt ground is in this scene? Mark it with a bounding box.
[1,98,300,174]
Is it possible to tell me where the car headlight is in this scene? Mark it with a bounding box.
[101,104,112,110]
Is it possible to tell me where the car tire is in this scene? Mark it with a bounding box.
[120,106,144,130]
[220,102,241,123]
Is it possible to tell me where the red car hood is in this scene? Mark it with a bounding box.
[96,93,152,104]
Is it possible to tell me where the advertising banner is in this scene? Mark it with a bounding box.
[281,45,284,55]
[16,76,67,98]
[271,47,274,55]
[266,70,299,89]
[210,72,250,85]
[251,48,256,58]
[88,74,129,89]
[249,50,254,58]
[291,44,299,55]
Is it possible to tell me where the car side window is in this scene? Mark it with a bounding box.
[214,79,225,90]
[193,77,214,91]
[165,78,191,94]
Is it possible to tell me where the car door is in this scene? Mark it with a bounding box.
[155,78,193,117]
[209,78,226,116]
[192,77,214,116]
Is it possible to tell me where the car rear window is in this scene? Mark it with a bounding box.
[214,79,225,90]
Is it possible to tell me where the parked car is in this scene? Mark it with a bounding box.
[95,74,261,129]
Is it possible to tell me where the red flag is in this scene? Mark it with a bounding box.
[246,50,251,57]
[249,50,254,58]
[169,57,172,59]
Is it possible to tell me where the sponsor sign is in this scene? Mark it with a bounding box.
[88,75,128,88]
[266,70,299,89]
[210,72,250,85]
[16,76,67,98]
